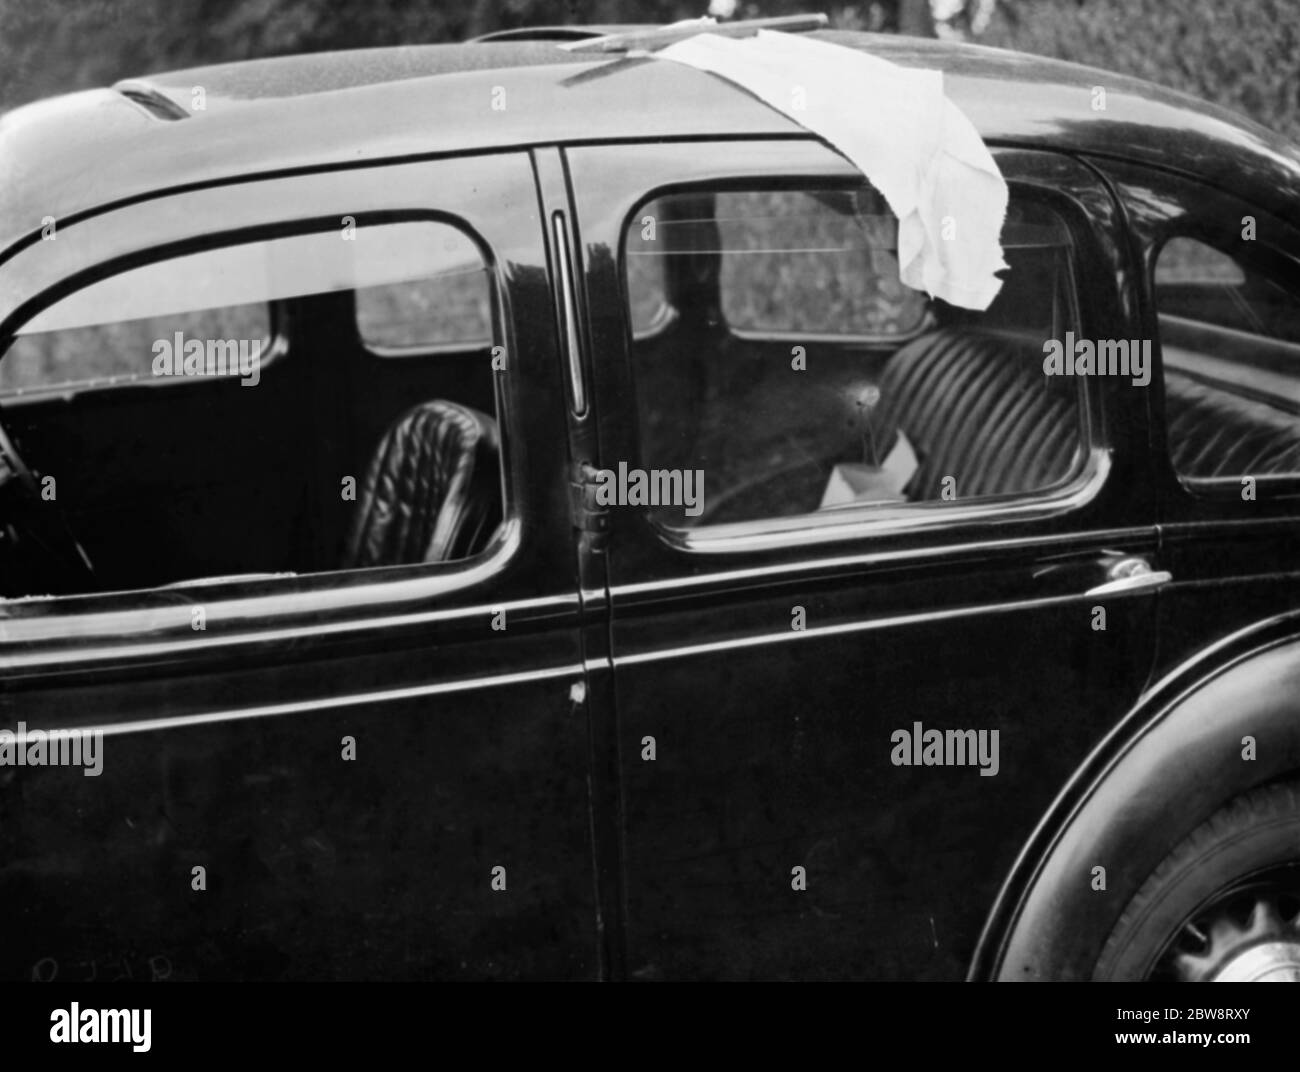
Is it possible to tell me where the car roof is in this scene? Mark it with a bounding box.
[2,29,1299,263]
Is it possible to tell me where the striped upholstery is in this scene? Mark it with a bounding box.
[875,328,1082,500]
[343,400,500,568]
[1164,371,1300,479]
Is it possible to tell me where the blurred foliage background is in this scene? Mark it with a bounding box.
[0,0,1296,140]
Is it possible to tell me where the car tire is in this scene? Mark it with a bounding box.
[1093,780,1300,981]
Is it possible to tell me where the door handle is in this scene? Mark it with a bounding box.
[1085,556,1172,597]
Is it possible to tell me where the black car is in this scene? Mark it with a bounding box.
[0,18,1298,982]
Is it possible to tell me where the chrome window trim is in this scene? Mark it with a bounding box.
[612,494,1152,608]
[553,211,587,417]
[659,448,1108,556]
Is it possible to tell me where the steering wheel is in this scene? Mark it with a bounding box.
[0,413,95,585]
[695,454,830,526]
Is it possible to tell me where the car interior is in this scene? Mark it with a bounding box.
[1155,238,1300,483]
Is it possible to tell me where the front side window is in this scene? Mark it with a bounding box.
[0,220,505,598]
[1155,236,1300,487]
[623,183,1086,531]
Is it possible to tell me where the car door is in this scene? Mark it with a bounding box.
[0,153,599,980]
[568,139,1162,980]
[1093,160,1300,670]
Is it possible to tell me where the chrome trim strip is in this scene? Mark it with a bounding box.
[613,523,1156,600]
[553,211,587,417]
[25,663,585,740]
[0,597,576,672]
[613,589,1096,668]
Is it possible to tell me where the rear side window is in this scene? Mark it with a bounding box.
[1157,237,1300,340]
[1155,236,1300,487]
[622,184,1087,532]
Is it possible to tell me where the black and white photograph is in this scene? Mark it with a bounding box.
[0,0,1297,1052]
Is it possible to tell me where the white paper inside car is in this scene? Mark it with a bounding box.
[656,30,1009,310]
[820,429,919,509]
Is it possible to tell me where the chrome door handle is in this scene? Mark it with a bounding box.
[1085,556,1173,597]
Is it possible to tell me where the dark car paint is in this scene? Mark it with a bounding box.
[980,614,1300,981]
[0,33,1298,980]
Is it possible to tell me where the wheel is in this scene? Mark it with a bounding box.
[1094,781,1300,981]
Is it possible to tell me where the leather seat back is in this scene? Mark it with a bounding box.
[873,328,1082,500]
[343,400,500,568]
[1164,370,1300,479]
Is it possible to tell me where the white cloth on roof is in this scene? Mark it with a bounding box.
[656,30,1008,311]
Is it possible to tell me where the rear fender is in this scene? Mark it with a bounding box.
[972,611,1300,980]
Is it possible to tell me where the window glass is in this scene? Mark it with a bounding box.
[627,188,928,338]
[1156,237,1300,339]
[625,211,671,338]
[1155,236,1300,484]
[1,304,269,395]
[623,186,1086,530]
[356,238,492,351]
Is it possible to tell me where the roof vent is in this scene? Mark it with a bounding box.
[114,83,191,121]
[470,27,618,43]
